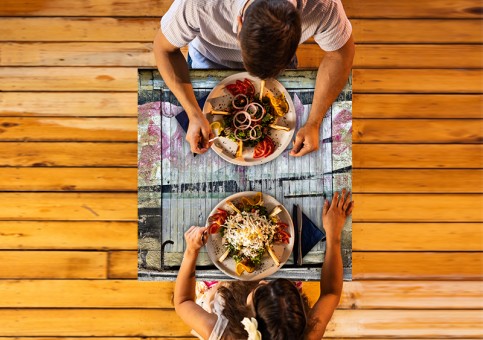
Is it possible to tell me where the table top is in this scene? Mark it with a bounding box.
[138,69,352,281]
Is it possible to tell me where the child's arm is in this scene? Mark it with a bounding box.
[305,190,353,340]
[174,225,217,339]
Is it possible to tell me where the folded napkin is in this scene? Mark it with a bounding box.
[175,95,209,134]
[292,204,326,266]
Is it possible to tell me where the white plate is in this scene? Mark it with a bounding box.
[203,72,296,166]
[205,191,294,281]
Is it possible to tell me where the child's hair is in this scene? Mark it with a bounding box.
[253,278,309,339]
[217,279,309,339]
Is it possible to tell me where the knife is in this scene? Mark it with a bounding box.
[296,204,303,266]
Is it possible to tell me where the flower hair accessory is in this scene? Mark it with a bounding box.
[241,317,262,340]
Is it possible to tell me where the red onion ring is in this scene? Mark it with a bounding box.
[249,126,262,140]
[232,94,248,109]
[233,111,252,128]
[244,102,265,122]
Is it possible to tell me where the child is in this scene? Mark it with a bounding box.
[174,189,353,339]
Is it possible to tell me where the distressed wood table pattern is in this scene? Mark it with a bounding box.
[138,69,352,280]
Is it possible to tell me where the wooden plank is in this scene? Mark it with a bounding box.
[0,43,155,67]
[353,223,482,251]
[353,144,482,169]
[0,251,107,279]
[353,169,483,193]
[352,194,482,222]
[353,252,482,280]
[5,43,481,69]
[298,45,483,68]
[353,69,483,93]
[0,280,481,309]
[0,17,160,42]
[0,0,481,18]
[2,18,481,44]
[344,0,483,18]
[0,67,137,92]
[353,94,483,119]
[0,92,138,117]
[0,142,136,167]
[0,168,137,191]
[353,119,483,143]
[0,221,136,249]
[354,45,483,69]
[0,117,137,141]
[352,19,483,43]
[109,251,138,279]
[0,0,171,16]
[0,309,479,337]
[0,193,136,221]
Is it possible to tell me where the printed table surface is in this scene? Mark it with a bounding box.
[138,69,352,281]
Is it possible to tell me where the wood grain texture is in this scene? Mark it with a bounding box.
[353,144,482,168]
[108,251,139,279]
[352,19,483,43]
[1,0,482,18]
[0,117,137,141]
[353,252,482,280]
[3,43,482,69]
[353,119,483,143]
[352,194,482,222]
[0,142,136,167]
[0,193,137,221]
[353,223,482,251]
[0,67,137,91]
[344,0,483,18]
[352,169,483,193]
[0,309,479,337]
[0,221,137,249]
[0,168,137,191]
[0,17,160,42]
[0,280,481,309]
[0,251,107,279]
[3,18,481,44]
[0,92,138,117]
[0,43,155,67]
[353,94,483,118]
[353,69,483,93]
[298,44,483,69]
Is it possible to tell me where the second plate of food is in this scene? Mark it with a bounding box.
[205,191,294,281]
[203,72,296,166]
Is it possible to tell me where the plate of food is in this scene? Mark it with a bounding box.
[203,72,296,166]
[205,191,294,281]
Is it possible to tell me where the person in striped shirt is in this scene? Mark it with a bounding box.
[154,0,354,156]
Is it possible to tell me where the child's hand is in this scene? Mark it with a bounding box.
[184,225,209,255]
[322,189,353,242]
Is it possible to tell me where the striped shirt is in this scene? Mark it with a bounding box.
[161,0,352,69]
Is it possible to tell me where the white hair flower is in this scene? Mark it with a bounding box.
[241,317,262,340]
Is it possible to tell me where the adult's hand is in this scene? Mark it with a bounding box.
[322,189,353,242]
[289,123,320,157]
[186,114,214,154]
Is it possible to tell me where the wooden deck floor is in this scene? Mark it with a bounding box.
[0,0,481,338]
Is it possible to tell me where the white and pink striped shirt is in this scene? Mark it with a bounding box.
[161,0,352,69]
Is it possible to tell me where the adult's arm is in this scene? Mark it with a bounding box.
[305,189,354,340]
[153,30,213,153]
[290,35,354,157]
[174,226,217,339]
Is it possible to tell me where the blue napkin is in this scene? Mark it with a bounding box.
[292,204,326,265]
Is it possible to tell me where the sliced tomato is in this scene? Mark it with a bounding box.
[243,78,255,96]
[276,222,289,230]
[208,223,221,234]
[216,208,228,218]
[225,83,239,96]
[261,136,275,158]
[253,139,267,158]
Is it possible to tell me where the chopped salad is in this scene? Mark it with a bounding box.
[208,192,291,276]
[211,78,290,159]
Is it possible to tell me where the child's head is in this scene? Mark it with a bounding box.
[251,278,308,339]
